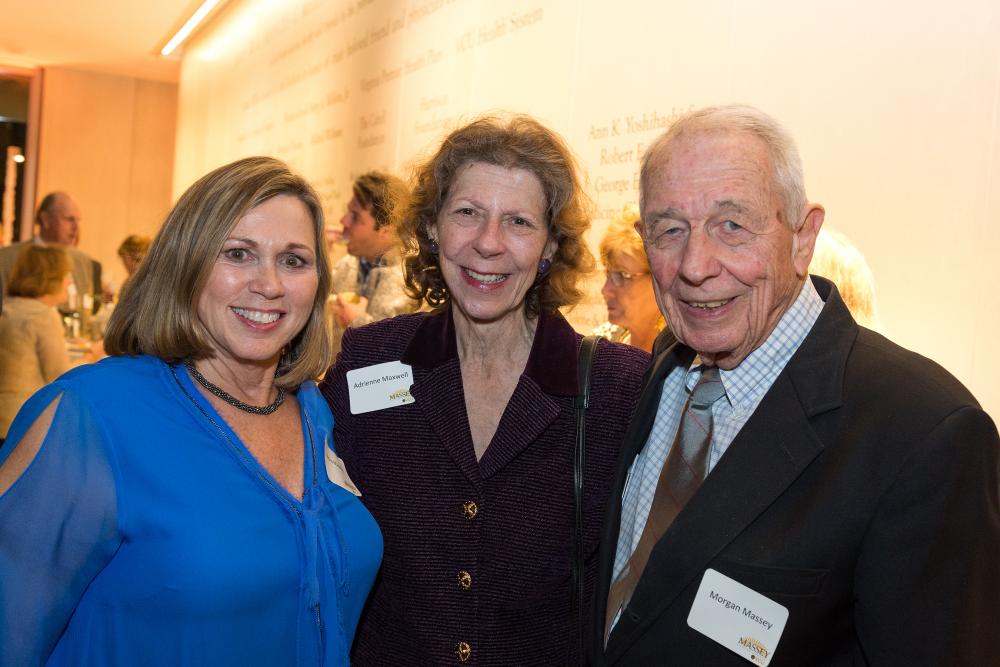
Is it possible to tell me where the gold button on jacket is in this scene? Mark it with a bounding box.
[455,641,472,662]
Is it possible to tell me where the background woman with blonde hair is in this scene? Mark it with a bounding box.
[593,206,666,352]
[809,227,882,330]
[0,157,382,665]
[117,234,152,280]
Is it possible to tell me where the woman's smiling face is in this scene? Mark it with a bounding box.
[433,161,556,325]
[196,194,319,369]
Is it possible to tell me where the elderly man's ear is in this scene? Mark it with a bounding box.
[37,210,53,234]
[792,204,825,278]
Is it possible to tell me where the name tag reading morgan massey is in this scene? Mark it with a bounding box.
[687,568,789,666]
[346,361,415,414]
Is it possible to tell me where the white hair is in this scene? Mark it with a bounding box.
[639,104,807,230]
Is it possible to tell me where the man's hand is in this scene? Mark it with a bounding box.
[332,293,369,327]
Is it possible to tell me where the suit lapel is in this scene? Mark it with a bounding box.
[594,336,687,659]
[617,331,687,469]
[476,309,580,477]
[411,360,484,487]
[409,362,566,485]
[605,371,825,660]
[478,377,562,478]
[411,356,568,485]
[401,308,584,485]
[403,310,483,486]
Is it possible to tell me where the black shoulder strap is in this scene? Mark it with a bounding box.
[572,335,599,664]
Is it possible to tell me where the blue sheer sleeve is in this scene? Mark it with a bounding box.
[0,381,121,664]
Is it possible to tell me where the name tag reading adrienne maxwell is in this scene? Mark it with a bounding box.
[687,568,789,666]
[346,360,415,414]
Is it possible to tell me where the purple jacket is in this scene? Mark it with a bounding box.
[320,308,649,665]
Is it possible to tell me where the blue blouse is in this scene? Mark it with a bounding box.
[0,355,382,666]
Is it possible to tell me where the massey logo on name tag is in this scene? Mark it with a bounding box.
[687,568,789,666]
[346,360,415,414]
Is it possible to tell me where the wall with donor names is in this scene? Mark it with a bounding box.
[174,0,1000,419]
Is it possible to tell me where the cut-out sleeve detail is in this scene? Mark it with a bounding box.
[0,393,61,496]
[0,383,121,664]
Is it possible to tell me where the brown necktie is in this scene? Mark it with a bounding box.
[605,366,725,642]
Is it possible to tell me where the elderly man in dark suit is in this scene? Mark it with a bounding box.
[594,105,1000,666]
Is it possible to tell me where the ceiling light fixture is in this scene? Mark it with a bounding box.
[161,0,222,56]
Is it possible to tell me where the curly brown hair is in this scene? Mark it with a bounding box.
[400,115,594,317]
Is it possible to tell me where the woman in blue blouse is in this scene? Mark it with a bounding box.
[0,157,382,666]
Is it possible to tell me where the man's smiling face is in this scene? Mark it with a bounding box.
[640,130,817,369]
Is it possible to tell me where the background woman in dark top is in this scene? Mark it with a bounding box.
[320,115,650,665]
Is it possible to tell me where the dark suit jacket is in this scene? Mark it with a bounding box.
[594,277,1000,666]
[320,308,650,666]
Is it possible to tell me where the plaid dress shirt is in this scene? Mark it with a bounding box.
[612,279,825,585]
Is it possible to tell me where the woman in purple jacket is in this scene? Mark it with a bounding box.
[320,115,650,665]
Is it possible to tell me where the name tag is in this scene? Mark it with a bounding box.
[346,360,415,414]
[687,568,788,666]
[325,447,362,496]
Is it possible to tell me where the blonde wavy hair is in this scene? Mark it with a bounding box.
[809,227,882,330]
[599,205,647,271]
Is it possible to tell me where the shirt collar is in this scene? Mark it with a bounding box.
[401,307,580,396]
[687,278,824,409]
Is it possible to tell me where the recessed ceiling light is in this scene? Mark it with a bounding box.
[161,0,222,57]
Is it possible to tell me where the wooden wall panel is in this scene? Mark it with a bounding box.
[36,67,176,289]
[127,79,177,252]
